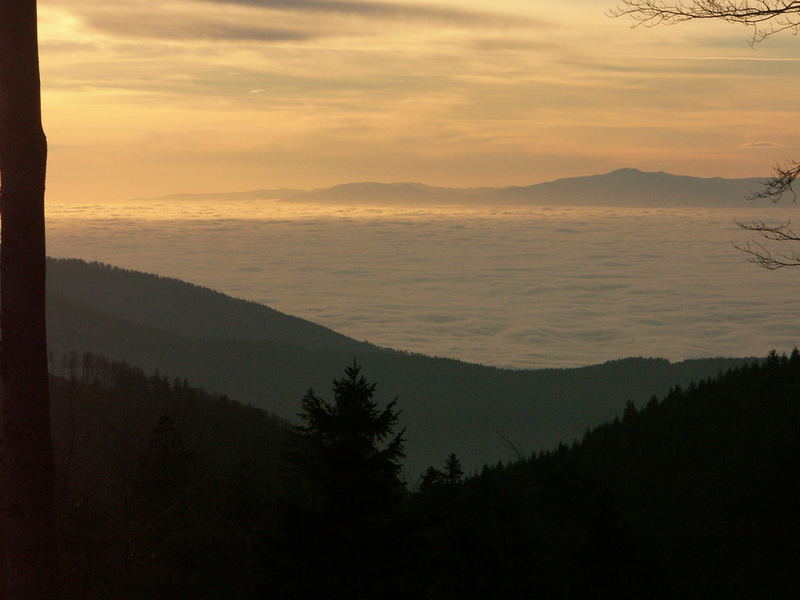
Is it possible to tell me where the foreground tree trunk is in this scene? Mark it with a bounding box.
[0,1,59,598]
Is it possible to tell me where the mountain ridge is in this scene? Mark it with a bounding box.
[135,168,767,206]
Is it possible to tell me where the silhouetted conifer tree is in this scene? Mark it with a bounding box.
[419,466,444,493]
[278,362,406,598]
[443,453,464,485]
[293,361,405,517]
[623,400,638,421]
[420,453,464,493]
[132,415,198,597]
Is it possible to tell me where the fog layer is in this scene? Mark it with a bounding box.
[47,200,800,368]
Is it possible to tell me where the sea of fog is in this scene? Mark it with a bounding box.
[46,199,800,369]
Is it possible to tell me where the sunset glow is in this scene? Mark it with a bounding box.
[38,0,800,202]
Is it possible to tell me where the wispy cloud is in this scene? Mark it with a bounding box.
[626,54,800,63]
[81,11,320,42]
[740,141,785,149]
[469,38,554,52]
[203,0,533,26]
[47,0,535,43]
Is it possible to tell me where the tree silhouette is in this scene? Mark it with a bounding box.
[292,361,405,519]
[280,362,405,597]
[420,453,464,492]
[0,1,58,598]
[133,416,197,597]
[611,0,800,268]
[733,219,800,269]
[443,453,464,485]
[419,466,445,493]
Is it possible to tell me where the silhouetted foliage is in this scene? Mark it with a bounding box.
[276,362,406,598]
[291,361,405,516]
[420,453,464,493]
[564,349,800,597]
[50,352,286,599]
[443,453,464,484]
[405,349,800,597]
[45,345,800,598]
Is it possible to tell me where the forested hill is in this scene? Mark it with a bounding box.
[49,348,800,596]
[411,351,800,597]
[49,354,287,598]
[46,258,753,473]
[47,258,367,352]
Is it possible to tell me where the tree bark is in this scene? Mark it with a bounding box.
[0,1,59,598]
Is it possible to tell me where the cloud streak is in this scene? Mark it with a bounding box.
[740,141,784,149]
[49,0,535,43]
[82,11,320,42]
[204,0,532,26]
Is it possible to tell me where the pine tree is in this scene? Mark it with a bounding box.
[623,400,638,421]
[420,466,445,493]
[420,453,463,493]
[278,362,406,597]
[292,361,405,519]
[443,453,464,486]
[132,416,197,598]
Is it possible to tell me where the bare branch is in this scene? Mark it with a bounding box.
[733,220,800,268]
[609,1,800,267]
[749,161,800,202]
[610,1,800,42]
[496,430,524,461]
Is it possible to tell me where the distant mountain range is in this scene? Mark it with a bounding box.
[141,168,767,207]
[47,258,752,473]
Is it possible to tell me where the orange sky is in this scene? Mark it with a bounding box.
[36,0,800,202]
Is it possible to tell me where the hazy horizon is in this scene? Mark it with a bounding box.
[47,166,768,205]
[39,0,800,203]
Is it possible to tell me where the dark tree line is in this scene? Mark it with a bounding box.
[406,350,800,598]
[49,353,285,599]
[38,350,800,598]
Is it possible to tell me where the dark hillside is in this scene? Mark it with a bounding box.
[46,258,753,473]
[410,351,800,597]
[569,350,800,597]
[48,258,366,351]
[49,354,287,598]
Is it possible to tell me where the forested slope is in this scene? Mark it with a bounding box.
[48,348,800,598]
[408,351,800,598]
[49,354,287,599]
[46,258,752,472]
